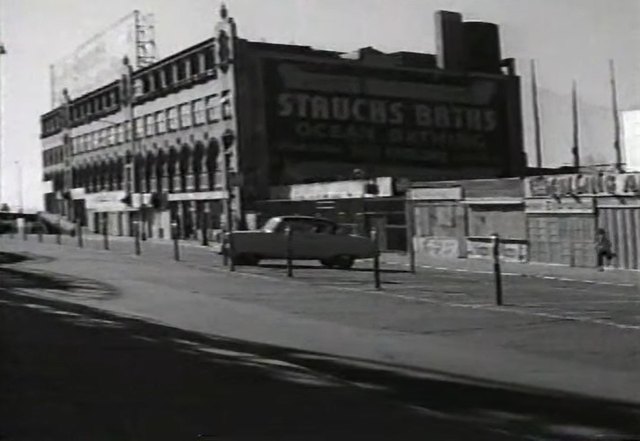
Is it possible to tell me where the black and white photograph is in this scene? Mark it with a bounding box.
[1,0,639,439]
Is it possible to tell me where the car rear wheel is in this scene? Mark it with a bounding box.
[332,255,355,270]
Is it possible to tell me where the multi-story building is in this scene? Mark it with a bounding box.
[40,6,526,245]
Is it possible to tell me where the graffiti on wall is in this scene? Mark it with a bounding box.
[414,237,459,259]
[466,239,528,262]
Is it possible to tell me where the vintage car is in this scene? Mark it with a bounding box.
[222,216,376,269]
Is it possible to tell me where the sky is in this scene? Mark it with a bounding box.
[0,0,639,211]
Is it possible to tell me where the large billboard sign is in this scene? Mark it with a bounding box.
[263,60,512,172]
[50,13,138,107]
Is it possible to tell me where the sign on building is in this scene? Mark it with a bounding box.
[49,11,155,107]
[263,59,514,171]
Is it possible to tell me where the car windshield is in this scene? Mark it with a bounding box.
[261,218,281,233]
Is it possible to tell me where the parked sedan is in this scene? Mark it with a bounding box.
[222,216,376,269]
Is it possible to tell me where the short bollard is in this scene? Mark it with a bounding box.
[492,233,503,306]
[201,210,209,247]
[228,232,236,272]
[55,223,61,245]
[133,220,141,256]
[171,221,180,261]
[77,222,83,248]
[372,227,381,289]
[37,225,43,243]
[102,216,109,250]
[22,225,27,241]
[286,225,293,278]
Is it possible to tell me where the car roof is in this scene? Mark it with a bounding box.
[278,215,335,223]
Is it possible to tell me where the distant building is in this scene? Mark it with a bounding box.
[39,6,526,246]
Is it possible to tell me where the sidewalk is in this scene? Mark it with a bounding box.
[24,232,640,286]
[384,252,640,286]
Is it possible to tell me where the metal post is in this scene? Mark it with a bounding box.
[286,225,293,278]
[102,213,109,250]
[373,226,381,289]
[171,220,180,261]
[406,198,416,274]
[492,233,503,306]
[56,199,62,244]
[134,218,141,256]
[22,219,27,241]
[76,220,83,248]
[201,208,209,247]
[37,223,43,243]
[228,231,235,272]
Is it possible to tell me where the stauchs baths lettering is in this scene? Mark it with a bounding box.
[276,93,498,132]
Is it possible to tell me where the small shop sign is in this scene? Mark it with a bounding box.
[525,173,640,198]
[525,198,594,214]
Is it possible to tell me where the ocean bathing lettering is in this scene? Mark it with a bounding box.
[277,93,498,132]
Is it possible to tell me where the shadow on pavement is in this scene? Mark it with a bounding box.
[0,290,638,441]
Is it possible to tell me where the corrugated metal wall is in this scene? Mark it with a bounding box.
[598,208,640,270]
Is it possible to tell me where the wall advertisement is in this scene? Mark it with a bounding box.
[263,59,512,171]
[50,13,138,107]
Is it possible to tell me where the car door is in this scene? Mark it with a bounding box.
[292,219,341,259]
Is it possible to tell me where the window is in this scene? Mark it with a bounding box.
[155,111,166,134]
[166,107,178,131]
[145,114,155,137]
[108,126,116,145]
[98,129,106,148]
[190,53,200,75]
[114,124,122,144]
[180,103,192,128]
[205,95,219,123]
[92,132,99,150]
[192,99,205,125]
[154,70,163,90]
[134,117,144,139]
[124,121,131,142]
[176,61,186,81]
[164,66,173,86]
[204,48,214,70]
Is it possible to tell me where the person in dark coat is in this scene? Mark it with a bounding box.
[595,228,615,271]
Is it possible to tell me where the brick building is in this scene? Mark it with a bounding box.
[40,6,526,245]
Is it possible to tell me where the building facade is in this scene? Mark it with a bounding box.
[40,6,526,242]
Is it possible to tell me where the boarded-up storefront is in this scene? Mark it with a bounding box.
[465,198,527,262]
[525,198,596,267]
[409,186,465,259]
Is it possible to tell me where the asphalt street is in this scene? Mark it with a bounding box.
[1,234,640,439]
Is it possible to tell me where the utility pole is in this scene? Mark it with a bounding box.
[530,59,543,169]
[0,43,7,205]
[571,80,581,169]
[610,59,623,172]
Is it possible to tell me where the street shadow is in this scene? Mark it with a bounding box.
[0,264,119,300]
[2,292,637,441]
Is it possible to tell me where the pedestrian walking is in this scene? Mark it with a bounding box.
[595,228,615,271]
